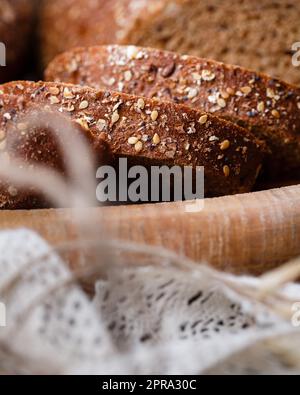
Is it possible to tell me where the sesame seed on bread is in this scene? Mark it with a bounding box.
[0,92,113,209]
[45,45,300,178]
[0,81,264,204]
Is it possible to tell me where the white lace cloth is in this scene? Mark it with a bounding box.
[0,229,299,375]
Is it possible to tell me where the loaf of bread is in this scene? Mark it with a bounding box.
[0,0,33,82]
[45,45,300,178]
[0,81,264,202]
[40,0,300,85]
[0,93,112,209]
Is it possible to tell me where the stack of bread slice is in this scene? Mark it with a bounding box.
[2,40,300,208]
[46,45,300,180]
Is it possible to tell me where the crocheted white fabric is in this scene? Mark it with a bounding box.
[0,229,299,375]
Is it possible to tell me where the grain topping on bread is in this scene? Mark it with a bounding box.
[0,81,264,198]
[0,94,112,209]
[45,45,300,177]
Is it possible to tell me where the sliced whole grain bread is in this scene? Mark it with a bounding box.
[40,0,300,85]
[0,81,264,200]
[0,94,113,209]
[45,45,300,178]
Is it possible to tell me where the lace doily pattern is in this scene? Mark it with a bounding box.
[0,229,299,375]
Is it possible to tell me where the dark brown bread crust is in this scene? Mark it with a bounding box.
[0,94,112,209]
[0,81,264,199]
[45,45,300,178]
[40,0,300,85]
[0,0,33,82]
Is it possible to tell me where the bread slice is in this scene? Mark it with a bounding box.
[0,93,113,209]
[0,0,33,82]
[0,81,264,199]
[45,45,300,178]
[40,0,300,85]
